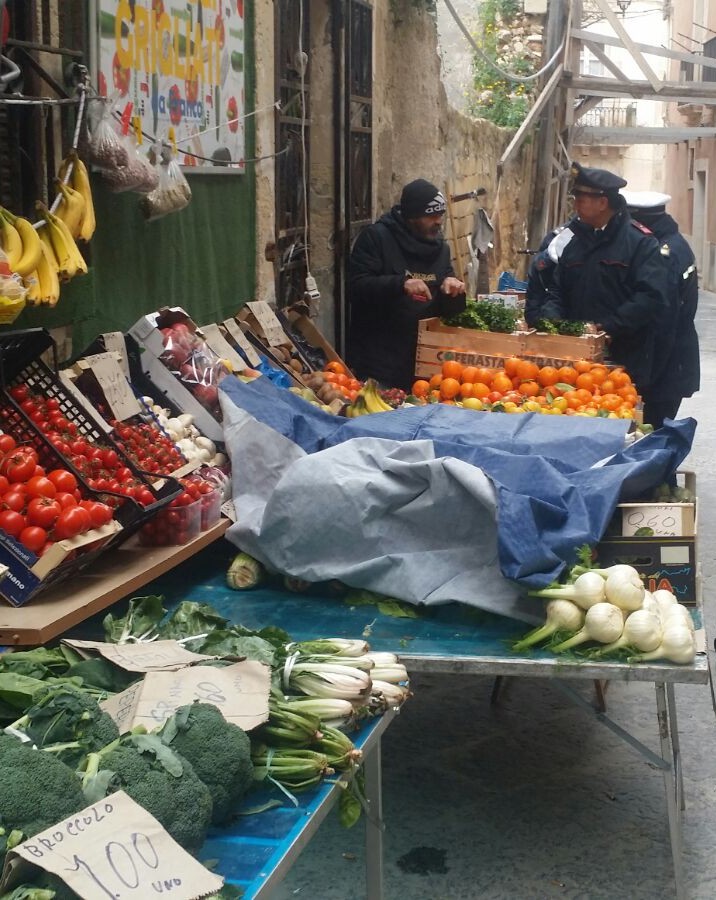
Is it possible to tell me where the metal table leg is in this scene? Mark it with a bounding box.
[363,738,385,900]
[656,682,686,900]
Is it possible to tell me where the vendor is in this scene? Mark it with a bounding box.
[347,178,466,392]
[536,163,669,399]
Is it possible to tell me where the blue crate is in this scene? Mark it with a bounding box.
[497,271,528,292]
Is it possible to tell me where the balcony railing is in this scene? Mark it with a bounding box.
[578,104,637,128]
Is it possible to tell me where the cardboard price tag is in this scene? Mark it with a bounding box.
[101,661,271,733]
[621,504,693,537]
[247,300,287,347]
[0,791,224,900]
[222,318,261,366]
[101,331,131,379]
[82,352,143,422]
[62,639,217,672]
[200,322,247,373]
[58,370,113,434]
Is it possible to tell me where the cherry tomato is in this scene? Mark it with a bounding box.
[47,469,78,493]
[0,509,26,537]
[26,475,57,499]
[27,496,62,529]
[53,506,92,539]
[8,385,29,402]
[19,525,48,553]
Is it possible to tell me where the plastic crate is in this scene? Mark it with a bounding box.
[0,330,182,581]
[138,498,202,546]
[497,271,528,292]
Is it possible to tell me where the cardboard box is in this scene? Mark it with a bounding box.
[127,308,226,442]
[0,521,122,607]
[595,472,698,605]
[281,310,355,378]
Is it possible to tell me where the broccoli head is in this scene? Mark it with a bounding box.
[0,734,86,869]
[82,733,212,854]
[161,703,254,825]
[12,687,119,768]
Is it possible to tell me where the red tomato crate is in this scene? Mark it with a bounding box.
[0,329,183,604]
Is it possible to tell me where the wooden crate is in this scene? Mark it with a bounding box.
[522,331,606,366]
[415,318,531,378]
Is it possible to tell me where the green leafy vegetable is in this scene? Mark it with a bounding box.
[102,595,166,644]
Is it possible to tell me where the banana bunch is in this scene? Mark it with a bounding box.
[56,151,96,241]
[345,378,394,417]
[35,202,87,282]
[0,207,43,278]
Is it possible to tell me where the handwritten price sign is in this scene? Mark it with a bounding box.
[4,791,223,900]
[621,504,693,537]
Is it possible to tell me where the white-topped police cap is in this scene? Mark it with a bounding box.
[620,190,671,212]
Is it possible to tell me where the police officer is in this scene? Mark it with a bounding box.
[538,162,669,400]
[621,191,700,428]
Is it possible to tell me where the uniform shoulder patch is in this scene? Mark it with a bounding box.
[631,220,653,235]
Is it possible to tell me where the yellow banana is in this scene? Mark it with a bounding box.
[68,152,96,241]
[36,203,87,279]
[362,379,394,414]
[37,224,60,272]
[54,178,85,240]
[35,240,60,307]
[1,208,43,277]
[23,271,42,306]
[0,210,23,270]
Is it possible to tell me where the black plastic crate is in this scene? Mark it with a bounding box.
[0,329,182,551]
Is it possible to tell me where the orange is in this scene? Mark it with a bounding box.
[503,356,521,377]
[515,359,539,381]
[440,377,462,400]
[589,365,609,385]
[460,366,480,384]
[471,382,490,399]
[348,378,362,391]
[599,378,615,394]
[574,388,594,404]
[575,372,594,392]
[472,367,494,386]
[574,359,592,374]
[556,366,578,385]
[411,379,431,398]
[325,361,346,375]
[324,371,338,383]
[565,391,583,410]
[519,380,540,397]
[537,366,560,388]
[459,382,474,399]
[491,372,514,394]
[430,390,441,402]
[429,373,443,390]
[442,360,463,380]
[611,369,632,388]
[600,394,621,411]
[335,373,349,386]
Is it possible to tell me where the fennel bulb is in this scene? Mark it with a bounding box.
[530,571,606,610]
[512,599,585,652]
[593,609,663,657]
[628,624,696,665]
[551,602,624,653]
[604,568,645,612]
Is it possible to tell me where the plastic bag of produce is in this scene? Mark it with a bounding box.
[140,151,192,222]
[0,250,27,323]
[88,100,130,170]
[89,102,159,194]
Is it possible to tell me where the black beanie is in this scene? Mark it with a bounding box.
[400,179,446,219]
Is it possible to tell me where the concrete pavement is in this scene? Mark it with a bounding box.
[273,292,716,900]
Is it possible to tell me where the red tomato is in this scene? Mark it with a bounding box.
[27,496,62,529]
[47,469,78,493]
[0,449,38,483]
[0,509,25,537]
[53,506,92,540]
[8,385,29,402]
[26,475,57,499]
[0,475,9,494]
[101,449,120,469]
[19,525,48,553]
[1,490,26,512]
[55,492,78,509]
[0,434,16,455]
[79,500,113,528]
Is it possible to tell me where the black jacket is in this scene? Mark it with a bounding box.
[539,206,669,392]
[639,213,699,403]
[347,207,466,391]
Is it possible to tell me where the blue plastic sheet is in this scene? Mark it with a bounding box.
[218,376,695,618]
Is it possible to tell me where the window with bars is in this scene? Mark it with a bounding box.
[703,36,716,83]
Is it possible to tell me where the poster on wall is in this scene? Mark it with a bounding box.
[97,0,245,172]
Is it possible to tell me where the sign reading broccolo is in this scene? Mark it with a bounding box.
[97,0,245,171]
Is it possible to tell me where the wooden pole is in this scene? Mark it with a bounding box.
[445,182,465,285]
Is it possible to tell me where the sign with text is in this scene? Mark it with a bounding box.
[101,661,270,733]
[222,318,261,366]
[62,639,217,672]
[79,352,143,422]
[0,791,224,900]
[620,503,695,538]
[247,301,287,347]
[97,0,246,171]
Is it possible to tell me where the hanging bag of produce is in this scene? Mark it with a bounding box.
[140,149,192,222]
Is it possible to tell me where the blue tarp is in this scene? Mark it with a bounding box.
[218,376,694,621]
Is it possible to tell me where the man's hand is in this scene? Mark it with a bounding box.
[403,278,432,302]
[440,276,465,296]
